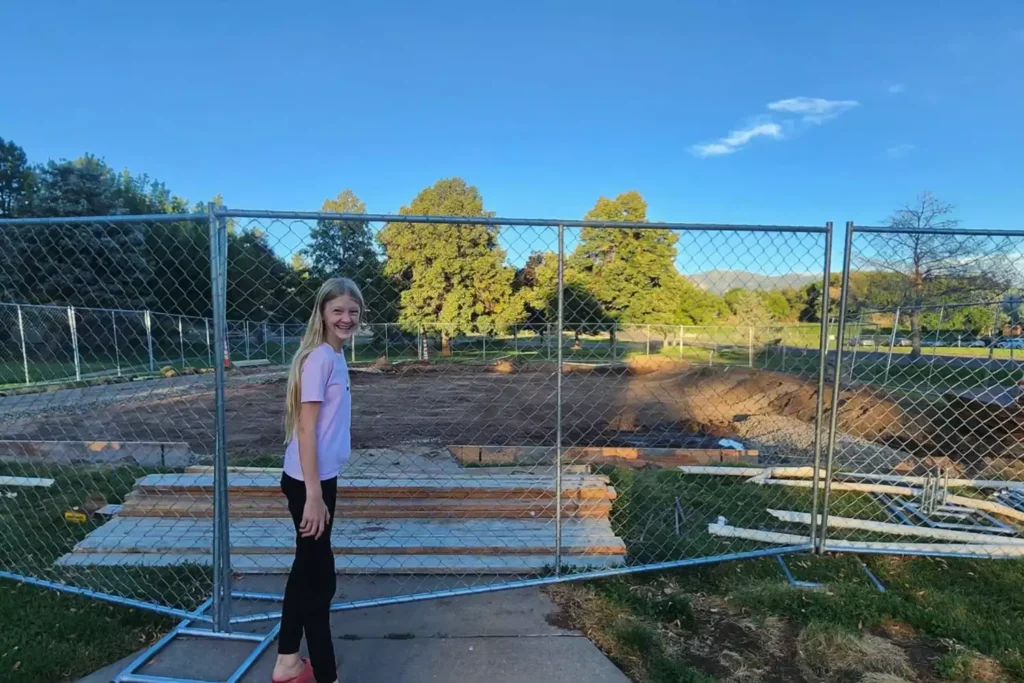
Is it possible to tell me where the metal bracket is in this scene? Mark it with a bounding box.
[114,593,281,683]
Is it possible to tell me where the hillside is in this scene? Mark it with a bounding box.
[688,269,818,294]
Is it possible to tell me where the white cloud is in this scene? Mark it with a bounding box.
[887,83,906,94]
[691,122,783,157]
[767,96,860,123]
[886,143,915,159]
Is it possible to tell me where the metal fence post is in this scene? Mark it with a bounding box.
[482,335,486,361]
[646,324,651,356]
[208,206,232,632]
[351,329,356,363]
[883,307,901,384]
[555,223,565,576]
[178,316,186,368]
[244,320,250,360]
[808,222,833,551]
[281,322,287,365]
[383,323,389,362]
[818,221,853,553]
[748,326,753,368]
[206,318,212,367]
[144,310,155,373]
[68,305,82,382]
[17,305,29,385]
[112,310,121,377]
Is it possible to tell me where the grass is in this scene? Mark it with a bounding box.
[544,467,1024,680]
[0,580,174,683]
[0,462,212,681]
[548,469,1024,681]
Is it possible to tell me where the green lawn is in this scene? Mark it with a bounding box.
[549,468,1024,682]
[0,463,211,681]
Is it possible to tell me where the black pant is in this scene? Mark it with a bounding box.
[279,473,338,683]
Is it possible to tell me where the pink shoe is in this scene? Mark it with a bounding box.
[272,657,314,683]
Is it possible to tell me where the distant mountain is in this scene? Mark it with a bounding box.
[687,270,818,295]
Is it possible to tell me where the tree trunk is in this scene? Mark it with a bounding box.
[910,308,922,359]
[441,329,452,357]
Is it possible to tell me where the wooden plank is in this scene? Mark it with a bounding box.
[119,496,614,519]
[449,444,759,466]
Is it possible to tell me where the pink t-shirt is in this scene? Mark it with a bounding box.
[283,343,351,481]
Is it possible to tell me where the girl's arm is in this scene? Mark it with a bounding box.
[295,353,331,539]
[297,401,322,492]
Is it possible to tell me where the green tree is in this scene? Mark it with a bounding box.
[377,178,524,352]
[760,290,792,321]
[568,191,682,324]
[304,190,397,324]
[0,137,35,217]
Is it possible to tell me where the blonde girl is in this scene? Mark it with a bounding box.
[272,278,364,683]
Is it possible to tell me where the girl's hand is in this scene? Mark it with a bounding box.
[299,493,331,539]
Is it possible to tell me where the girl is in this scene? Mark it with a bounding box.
[272,277,364,683]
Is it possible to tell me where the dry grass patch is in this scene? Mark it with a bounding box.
[797,622,914,682]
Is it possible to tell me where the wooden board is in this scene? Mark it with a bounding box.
[449,444,758,467]
[67,517,626,556]
[118,495,615,519]
[132,474,615,501]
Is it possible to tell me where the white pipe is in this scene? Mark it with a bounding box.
[767,509,1024,545]
[0,476,54,487]
[708,520,1024,557]
[946,495,1024,524]
[677,466,1024,492]
[757,479,918,496]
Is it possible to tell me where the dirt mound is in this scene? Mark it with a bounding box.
[626,355,689,375]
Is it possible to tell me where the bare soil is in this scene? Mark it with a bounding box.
[1,361,1020,476]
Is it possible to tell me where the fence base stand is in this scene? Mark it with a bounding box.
[114,593,280,683]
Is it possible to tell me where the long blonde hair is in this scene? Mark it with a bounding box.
[284,277,365,441]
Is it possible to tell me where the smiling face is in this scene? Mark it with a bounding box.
[322,294,361,345]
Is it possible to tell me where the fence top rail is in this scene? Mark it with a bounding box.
[215,208,829,234]
[0,212,208,226]
[852,224,1024,238]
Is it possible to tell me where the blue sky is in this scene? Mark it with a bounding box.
[2,1,1022,274]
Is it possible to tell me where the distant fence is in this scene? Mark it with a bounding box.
[1,298,838,386]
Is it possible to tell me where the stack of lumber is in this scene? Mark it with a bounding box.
[57,469,626,574]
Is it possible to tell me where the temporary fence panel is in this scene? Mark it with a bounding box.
[206,209,830,625]
[819,223,1024,559]
[0,213,217,623]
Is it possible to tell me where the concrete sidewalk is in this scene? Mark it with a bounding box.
[79,576,630,683]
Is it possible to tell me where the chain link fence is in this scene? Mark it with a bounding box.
[819,223,1024,560]
[4,209,1023,635]
[0,213,216,623]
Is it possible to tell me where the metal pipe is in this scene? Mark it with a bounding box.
[145,310,155,373]
[114,598,213,683]
[178,315,186,368]
[17,305,29,385]
[208,207,232,632]
[809,223,833,550]
[883,307,900,384]
[0,571,212,623]
[229,544,814,624]
[555,223,565,576]
[177,627,266,642]
[226,622,282,683]
[205,318,212,367]
[112,310,122,376]
[0,212,208,226]
[68,305,81,381]
[211,208,828,233]
[818,221,855,551]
